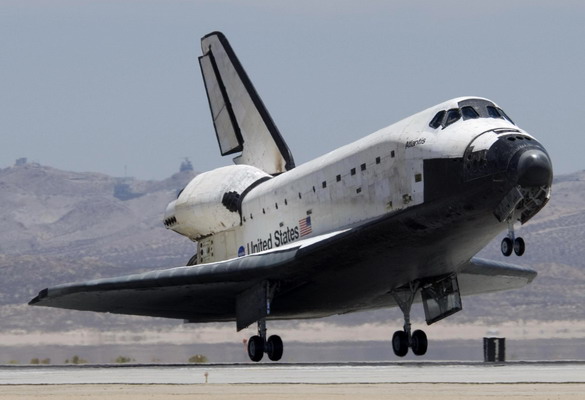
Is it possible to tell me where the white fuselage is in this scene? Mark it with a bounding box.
[165,97,525,264]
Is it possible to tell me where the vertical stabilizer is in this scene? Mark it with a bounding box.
[199,31,295,174]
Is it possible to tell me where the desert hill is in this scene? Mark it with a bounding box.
[0,162,196,328]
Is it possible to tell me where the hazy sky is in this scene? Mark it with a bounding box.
[2,0,584,180]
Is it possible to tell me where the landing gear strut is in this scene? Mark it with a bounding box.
[501,219,525,257]
[391,282,428,357]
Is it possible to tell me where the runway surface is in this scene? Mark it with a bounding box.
[1,361,584,385]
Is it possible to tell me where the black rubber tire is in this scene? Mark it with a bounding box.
[411,329,428,356]
[501,237,513,257]
[514,237,526,256]
[266,335,284,361]
[392,331,409,357]
[247,335,264,362]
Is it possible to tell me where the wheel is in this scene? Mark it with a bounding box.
[514,237,525,256]
[392,331,409,357]
[411,329,428,356]
[266,335,284,361]
[501,237,513,257]
[247,335,264,362]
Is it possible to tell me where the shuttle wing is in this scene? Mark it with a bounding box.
[457,257,537,296]
[199,31,295,175]
[28,230,349,324]
[30,224,535,327]
[29,247,299,322]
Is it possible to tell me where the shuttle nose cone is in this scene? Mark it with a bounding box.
[516,149,553,187]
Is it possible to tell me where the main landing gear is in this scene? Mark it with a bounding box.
[237,281,284,362]
[247,319,283,362]
[391,282,428,357]
[501,219,525,257]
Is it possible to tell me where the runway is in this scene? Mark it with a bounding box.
[1,361,584,384]
[1,363,584,400]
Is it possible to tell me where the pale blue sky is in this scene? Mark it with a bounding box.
[2,0,584,179]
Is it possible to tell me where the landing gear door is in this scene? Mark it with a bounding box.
[421,274,462,325]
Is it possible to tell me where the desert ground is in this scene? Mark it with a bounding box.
[1,383,584,400]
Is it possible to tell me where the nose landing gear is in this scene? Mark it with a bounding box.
[501,220,525,257]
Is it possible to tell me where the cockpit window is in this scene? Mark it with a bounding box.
[497,107,515,125]
[429,110,446,129]
[461,106,480,120]
[486,106,502,119]
[430,99,516,131]
[444,108,461,128]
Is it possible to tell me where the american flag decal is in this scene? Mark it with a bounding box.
[299,216,312,237]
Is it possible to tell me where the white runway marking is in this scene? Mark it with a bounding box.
[1,362,584,385]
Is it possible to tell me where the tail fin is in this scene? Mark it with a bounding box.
[199,31,295,175]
